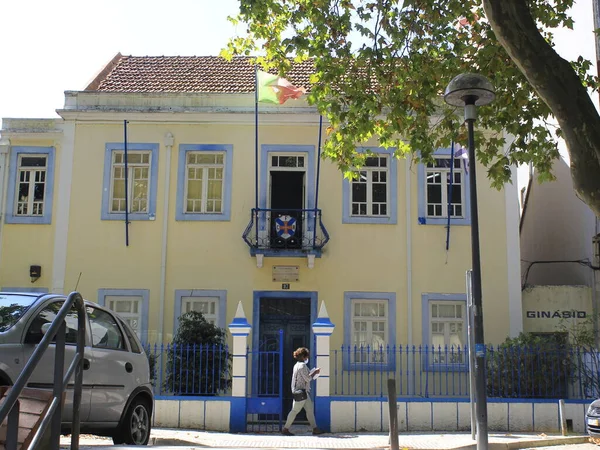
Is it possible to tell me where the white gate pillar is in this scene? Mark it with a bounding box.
[312,301,335,431]
[228,301,251,432]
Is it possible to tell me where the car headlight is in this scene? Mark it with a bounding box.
[589,403,597,415]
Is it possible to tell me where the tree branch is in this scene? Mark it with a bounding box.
[483,0,600,216]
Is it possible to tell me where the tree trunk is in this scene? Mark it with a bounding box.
[483,0,600,217]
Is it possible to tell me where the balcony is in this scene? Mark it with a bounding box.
[242,208,330,266]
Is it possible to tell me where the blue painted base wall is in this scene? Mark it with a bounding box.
[153,396,593,434]
[230,397,247,432]
[315,397,331,432]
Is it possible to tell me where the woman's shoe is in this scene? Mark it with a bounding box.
[312,427,325,435]
[282,428,294,436]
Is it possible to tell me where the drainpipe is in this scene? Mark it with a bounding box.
[0,139,10,274]
[405,158,413,387]
[158,132,174,343]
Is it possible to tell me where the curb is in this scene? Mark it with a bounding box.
[502,435,590,449]
[152,438,210,446]
[151,435,590,449]
[447,436,590,450]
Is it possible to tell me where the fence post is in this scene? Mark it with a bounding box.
[312,301,335,432]
[228,301,252,433]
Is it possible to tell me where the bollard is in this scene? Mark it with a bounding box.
[559,399,567,436]
[388,379,399,450]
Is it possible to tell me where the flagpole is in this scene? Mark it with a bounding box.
[124,119,130,247]
[313,115,323,249]
[254,66,259,246]
[446,140,455,251]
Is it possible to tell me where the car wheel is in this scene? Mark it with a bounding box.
[0,374,12,386]
[113,398,151,445]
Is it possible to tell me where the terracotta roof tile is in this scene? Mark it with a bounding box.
[87,55,314,93]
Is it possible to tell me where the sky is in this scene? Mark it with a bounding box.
[0,0,241,119]
[0,0,597,193]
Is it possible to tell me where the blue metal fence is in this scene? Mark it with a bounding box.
[142,342,600,400]
[332,345,600,399]
[144,343,232,396]
[246,330,285,432]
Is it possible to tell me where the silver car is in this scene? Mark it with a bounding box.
[0,292,153,445]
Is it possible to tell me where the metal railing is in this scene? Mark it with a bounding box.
[332,344,599,400]
[0,292,86,450]
[145,343,232,396]
[242,208,330,253]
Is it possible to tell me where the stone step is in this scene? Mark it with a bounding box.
[0,386,54,450]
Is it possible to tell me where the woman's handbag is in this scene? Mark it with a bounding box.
[292,389,308,401]
[291,365,308,401]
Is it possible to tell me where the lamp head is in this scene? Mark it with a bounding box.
[444,73,495,107]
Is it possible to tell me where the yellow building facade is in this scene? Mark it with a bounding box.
[0,56,522,374]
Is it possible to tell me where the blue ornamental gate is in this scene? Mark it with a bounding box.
[246,329,284,432]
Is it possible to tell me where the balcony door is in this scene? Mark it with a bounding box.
[269,154,306,249]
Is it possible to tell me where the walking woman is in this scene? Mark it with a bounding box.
[282,347,325,436]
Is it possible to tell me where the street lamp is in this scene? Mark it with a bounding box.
[444,73,495,450]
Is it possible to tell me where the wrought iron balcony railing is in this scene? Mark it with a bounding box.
[242,208,330,255]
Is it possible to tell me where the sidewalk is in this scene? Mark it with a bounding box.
[60,428,591,449]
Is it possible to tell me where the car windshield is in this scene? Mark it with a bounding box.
[0,294,39,332]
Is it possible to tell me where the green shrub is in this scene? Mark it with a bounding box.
[163,311,231,395]
[486,333,572,398]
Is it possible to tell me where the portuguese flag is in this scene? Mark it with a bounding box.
[257,70,306,104]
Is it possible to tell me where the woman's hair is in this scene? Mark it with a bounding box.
[293,347,309,361]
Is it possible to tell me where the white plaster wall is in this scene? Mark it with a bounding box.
[179,400,205,428]
[154,400,180,427]
[533,403,558,432]
[432,403,457,431]
[457,402,472,431]
[564,403,587,433]
[205,401,231,431]
[407,402,431,431]
[357,401,587,434]
[153,399,230,431]
[508,403,533,432]
[356,402,382,431]
[382,402,408,432]
[488,403,509,431]
[520,159,597,287]
[330,401,356,432]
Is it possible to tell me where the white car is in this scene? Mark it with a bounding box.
[0,292,154,445]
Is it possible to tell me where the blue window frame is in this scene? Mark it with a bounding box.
[176,144,233,221]
[260,144,315,209]
[6,146,55,224]
[417,148,471,225]
[174,289,227,331]
[421,293,468,372]
[257,145,316,257]
[342,147,397,224]
[101,143,159,221]
[98,289,150,343]
[343,291,396,371]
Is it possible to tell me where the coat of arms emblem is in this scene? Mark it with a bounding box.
[275,215,297,239]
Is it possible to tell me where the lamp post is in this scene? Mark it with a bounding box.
[444,73,495,450]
